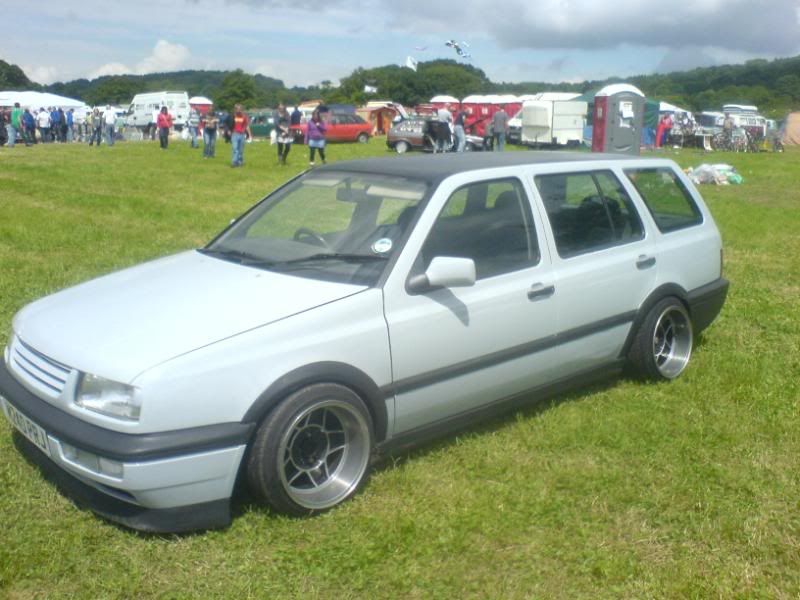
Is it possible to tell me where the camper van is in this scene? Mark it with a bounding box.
[126,91,190,129]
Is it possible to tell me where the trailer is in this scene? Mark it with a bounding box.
[520,99,588,147]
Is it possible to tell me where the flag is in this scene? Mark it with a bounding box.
[405,56,418,72]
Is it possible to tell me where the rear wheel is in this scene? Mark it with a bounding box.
[357,132,369,144]
[247,383,373,516]
[394,140,410,154]
[629,297,693,380]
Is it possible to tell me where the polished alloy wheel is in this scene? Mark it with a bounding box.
[278,399,370,510]
[652,305,693,379]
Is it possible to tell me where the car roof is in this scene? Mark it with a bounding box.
[315,152,654,182]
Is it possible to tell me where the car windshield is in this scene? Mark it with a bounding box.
[204,170,429,286]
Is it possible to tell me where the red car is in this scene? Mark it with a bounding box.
[290,113,372,144]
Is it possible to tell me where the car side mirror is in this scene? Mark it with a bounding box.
[407,256,476,294]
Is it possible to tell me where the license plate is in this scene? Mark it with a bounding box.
[1,395,51,457]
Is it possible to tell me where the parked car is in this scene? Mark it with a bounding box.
[387,117,485,153]
[290,113,372,144]
[0,153,728,532]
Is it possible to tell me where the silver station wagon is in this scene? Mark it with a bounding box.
[1,153,728,532]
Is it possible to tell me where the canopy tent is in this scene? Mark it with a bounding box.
[0,90,88,111]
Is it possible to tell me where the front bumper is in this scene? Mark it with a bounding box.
[0,361,254,532]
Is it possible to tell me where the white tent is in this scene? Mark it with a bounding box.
[0,90,88,111]
[659,101,692,115]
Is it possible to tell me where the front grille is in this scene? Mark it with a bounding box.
[9,336,72,398]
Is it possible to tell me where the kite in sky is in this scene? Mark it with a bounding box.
[445,40,471,59]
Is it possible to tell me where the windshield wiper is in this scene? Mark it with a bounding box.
[280,252,389,265]
[197,248,277,268]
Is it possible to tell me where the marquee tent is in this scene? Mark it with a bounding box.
[0,90,88,111]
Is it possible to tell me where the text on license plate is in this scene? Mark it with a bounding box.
[1,396,51,457]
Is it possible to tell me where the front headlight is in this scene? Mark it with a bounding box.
[76,373,140,421]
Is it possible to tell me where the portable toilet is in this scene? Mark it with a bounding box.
[591,84,645,155]
[462,94,491,135]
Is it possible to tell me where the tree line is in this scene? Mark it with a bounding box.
[2,55,800,117]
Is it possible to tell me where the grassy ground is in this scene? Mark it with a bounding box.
[0,138,798,599]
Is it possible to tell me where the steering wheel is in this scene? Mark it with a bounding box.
[293,227,331,249]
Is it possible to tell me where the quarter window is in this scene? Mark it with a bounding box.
[624,168,702,232]
[419,178,539,279]
[534,170,644,258]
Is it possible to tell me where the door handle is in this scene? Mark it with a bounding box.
[636,255,656,270]
[528,283,555,301]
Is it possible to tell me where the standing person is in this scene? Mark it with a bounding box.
[492,104,509,151]
[435,104,453,153]
[202,109,219,158]
[66,109,75,142]
[230,104,251,167]
[7,102,23,147]
[661,113,673,147]
[290,105,302,125]
[103,106,117,146]
[272,103,293,165]
[88,108,102,146]
[36,108,51,143]
[57,108,67,142]
[305,107,327,166]
[453,108,468,152]
[187,108,200,148]
[156,106,173,149]
[722,112,735,146]
[50,107,60,142]
[22,108,36,145]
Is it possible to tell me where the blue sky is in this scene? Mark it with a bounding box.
[2,0,799,89]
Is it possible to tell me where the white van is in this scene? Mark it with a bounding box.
[126,91,190,129]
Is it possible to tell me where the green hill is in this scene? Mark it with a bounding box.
[3,54,799,117]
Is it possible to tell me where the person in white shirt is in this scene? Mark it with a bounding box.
[103,106,117,146]
[36,109,51,143]
[435,106,453,152]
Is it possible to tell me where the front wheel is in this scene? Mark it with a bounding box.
[394,140,410,154]
[629,297,693,380]
[357,132,369,144]
[247,383,374,516]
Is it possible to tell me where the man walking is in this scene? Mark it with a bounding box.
[230,104,251,167]
[492,105,509,151]
[36,108,51,143]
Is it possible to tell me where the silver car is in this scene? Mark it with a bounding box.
[1,152,728,531]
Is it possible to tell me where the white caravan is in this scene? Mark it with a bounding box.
[521,99,588,147]
[126,91,190,129]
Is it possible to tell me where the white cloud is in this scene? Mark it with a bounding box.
[136,40,191,73]
[89,40,191,80]
[21,65,59,85]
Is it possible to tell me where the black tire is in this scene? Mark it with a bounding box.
[357,132,369,144]
[247,383,373,516]
[628,297,693,380]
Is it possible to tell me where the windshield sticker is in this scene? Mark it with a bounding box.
[371,238,393,254]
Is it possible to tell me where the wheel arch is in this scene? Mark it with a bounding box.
[619,283,689,360]
[242,362,389,443]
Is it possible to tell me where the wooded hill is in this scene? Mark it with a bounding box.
[2,55,799,117]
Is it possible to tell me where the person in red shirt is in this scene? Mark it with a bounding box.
[230,104,251,167]
[156,106,173,149]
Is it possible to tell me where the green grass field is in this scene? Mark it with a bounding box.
[1,138,798,599]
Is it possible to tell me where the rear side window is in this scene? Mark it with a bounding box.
[624,168,702,232]
[534,170,644,258]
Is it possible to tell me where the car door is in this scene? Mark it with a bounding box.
[383,173,561,436]
[531,167,658,373]
[327,115,347,142]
